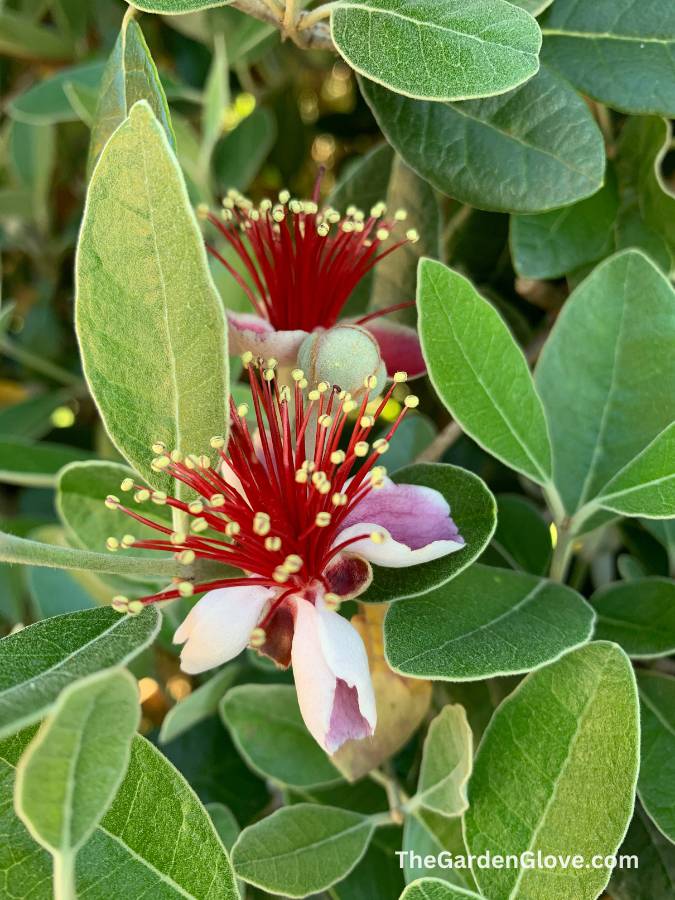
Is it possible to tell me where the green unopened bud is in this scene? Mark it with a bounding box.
[297,324,385,400]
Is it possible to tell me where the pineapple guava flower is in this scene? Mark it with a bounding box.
[107,359,463,753]
[201,183,426,380]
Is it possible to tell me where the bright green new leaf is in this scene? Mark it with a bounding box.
[332,0,541,101]
[89,15,174,173]
[15,669,139,863]
[360,463,496,603]
[591,578,675,658]
[220,684,341,788]
[416,705,472,817]
[464,642,639,900]
[360,66,605,213]
[159,664,240,744]
[0,438,91,488]
[541,0,675,116]
[0,606,159,738]
[536,250,675,519]
[418,259,552,484]
[637,670,675,844]
[401,879,483,900]
[232,803,375,897]
[385,565,594,680]
[9,61,105,125]
[76,101,229,493]
[611,804,675,899]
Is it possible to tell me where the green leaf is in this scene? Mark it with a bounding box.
[220,684,340,788]
[541,0,675,116]
[207,802,240,851]
[615,117,675,275]
[482,494,552,575]
[637,670,675,843]
[416,705,472,817]
[594,423,675,518]
[213,106,277,194]
[126,0,235,10]
[360,65,605,213]
[402,811,477,890]
[332,0,541,101]
[380,414,437,473]
[89,16,174,174]
[535,250,675,520]
[510,0,554,13]
[464,642,639,900]
[0,438,92,488]
[0,11,74,61]
[159,664,240,744]
[0,606,159,739]
[360,463,496,603]
[611,804,675,899]
[8,61,105,125]
[0,727,239,898]
[643,518,675,575]
[76,100,229,493]
[15,670,139,871]
[232,803,375,897]
[27,567,97,619]
[200,32,228,172]
[0,529,182,579]
[401,880,483,900]
[510,177,619,279]
[330,142,394,217]
[591,578,675,658]
[419,258,552,484]
[0,390,73,440]
[385,564,594,680]
[57,461,172,559]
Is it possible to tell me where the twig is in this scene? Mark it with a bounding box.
[231,0,335,49]
[414,421,462,464]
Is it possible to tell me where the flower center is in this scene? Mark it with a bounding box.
[105,358,419,612]
[201,179,419,332]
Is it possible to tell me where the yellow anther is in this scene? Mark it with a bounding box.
[373,438,389,454]
[120,478,134,492]
[210,435,226,448]
[191,517,208,533]
[152,441,166,453]
[278,189,290,204]
[104,495,120,509]
[170,450,183,463]
[196,202,209,220]
[299,378,308,389]
[111,596,129,613]
[404,394,420,409]
[151,455,171,471]
[308,389,320,401]
[226,521,241,537]
[370,531,386,544]
[394,209,408,221]
[178,581,194,598]
[341,221,355,233]
[127,600,144,615]
[199,454,211,469]
[346,205,357,216]
[360,415,374,428]
[250,626,267,648]
[317,481,331,495]
[406,228,419,242]
[330,450,346,465]
[272,206,285,223]
[323,592,341,611]
[263,368,275,382]
[376,228,390,241]
[317,381,330,393]
[343,400,357,414]
[295,469,308,484]
[354,441,370,457]
[237,403,249,417]
[279,386,291,403]
[134,489,151,503]
[273,567,290,584]
[289,199,302,214]
[171,531,187,546]
[179,549,196,565]
[315,512,332,527]
[267,357,278,369]
[151,491,167,505]
[291,368,305,382]
[371,202,386,217]
[121,534,136,548]
[188,501,204,515]
[302,460,317,472]
[311,470,327,486]
[317,223,330,237]
[241,350,254,367]
[318,414,333,428]
[393,371,408,383]
[265,535,282,552]
[283,554,303,573]
[253,511,271,536]
[106,537,119,551]
[332,492,348,507]
[363,374,378,390]
[210,494,225,507]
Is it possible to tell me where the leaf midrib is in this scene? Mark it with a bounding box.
[237,818,371,867]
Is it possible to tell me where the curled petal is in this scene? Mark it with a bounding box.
[363,319,426,379]
[227,311,307,365]
[291,596,376,754]
[335,476,464,567]
[324,552,372,601]
[174,584,274,674]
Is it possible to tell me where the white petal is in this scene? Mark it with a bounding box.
[291,597,336,749]
[174,585,273,674]
[334,522,465,567]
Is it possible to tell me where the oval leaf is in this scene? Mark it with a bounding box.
[464,642,639,900]
[8,61,105,125]
[232,803,375,897]
[159,664,240,744]
[75,100,229,493]
[15,669,139,855]
[332,0,541,101]
[385,564,594,680]
[419,258,552,485]
[416,705,472,817]
[611,804,675,900]
[220,684,341,788]
[637,670,675,843]
[360,463,496,603]
[0,438,92,488]
[0,606,159,739]
[360,65,605,213]
[591,578,675,658]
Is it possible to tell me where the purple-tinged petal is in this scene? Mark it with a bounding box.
[174,584,274,674]
[363,319,426,379]
[227,311,308,365]
[324,552,373,601]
